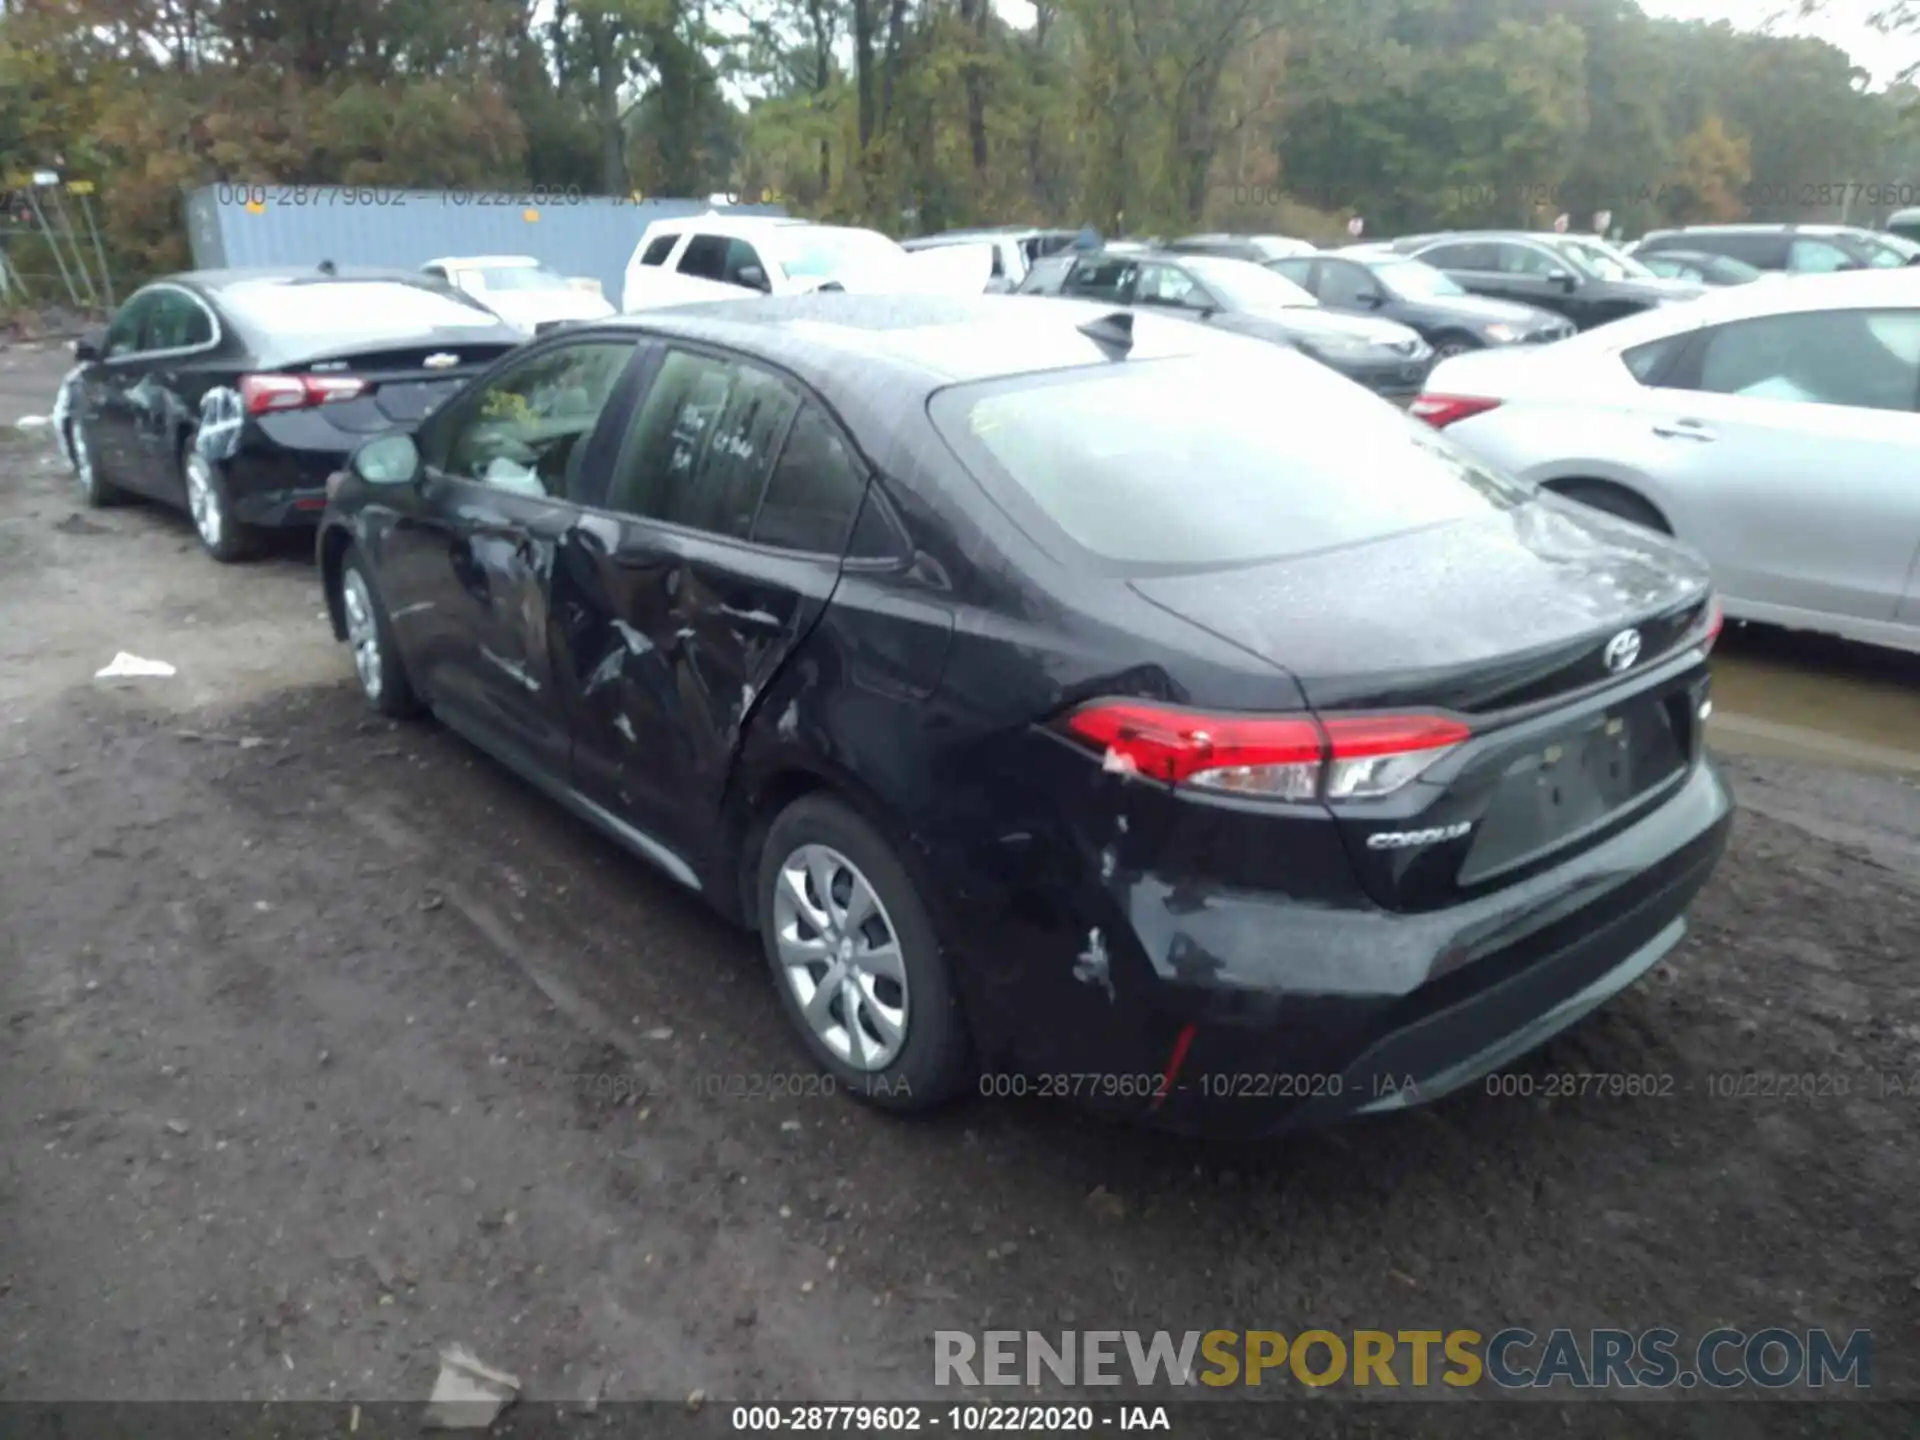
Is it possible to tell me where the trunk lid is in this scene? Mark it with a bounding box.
[287,339,521,431]
[1129,499,1716,911]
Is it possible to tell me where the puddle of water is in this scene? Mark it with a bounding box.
[1707,622,1920,775]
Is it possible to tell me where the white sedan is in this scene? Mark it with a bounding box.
[421,255,615,335]
[1411,268,1920,654]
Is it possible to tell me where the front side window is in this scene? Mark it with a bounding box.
[1420,242,1495,271]
[1317,261,1381,308]
[103,293,155,359]
[1786,238,1855,273]
[721,239,769,291]
[1684,309,1920,412]
[1062,258,1137,302]
[1134,264,1202,307]
[1495,244,1559,277]
[605,349,801,539]
[436,340,637,498]
[677,234,732,281]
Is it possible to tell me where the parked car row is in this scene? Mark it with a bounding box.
[50,262,1745,1141]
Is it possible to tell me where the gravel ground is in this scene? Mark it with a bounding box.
[1,423,1918,1438]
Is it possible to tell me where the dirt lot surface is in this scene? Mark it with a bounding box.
[2,411,1918,1438]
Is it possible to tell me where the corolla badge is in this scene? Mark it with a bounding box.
[423,353,460,369]
[1603,628,1643,673]
[1367,822,1474,851]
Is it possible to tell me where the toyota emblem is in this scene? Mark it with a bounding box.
[1602,628,1643,673]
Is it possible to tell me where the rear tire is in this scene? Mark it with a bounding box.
[757,794,971,1112]
[1551,480,1670,534]
[339,545,423,718]
[182,439,260,563]
[68,417,123,507]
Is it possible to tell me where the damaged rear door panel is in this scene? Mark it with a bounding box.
[556,346,879,875]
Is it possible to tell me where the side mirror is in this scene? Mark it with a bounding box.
[1547,269,1577,291]
[736,264,770,293]
[73,327,106,362]
[1356,290,1386,308]
[350,432,421,486]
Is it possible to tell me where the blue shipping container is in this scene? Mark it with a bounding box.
[183,186,788,304]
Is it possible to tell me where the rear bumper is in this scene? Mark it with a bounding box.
[223,426,353,528]
[962,754,1732,1139]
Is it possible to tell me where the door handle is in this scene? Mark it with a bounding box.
[1652,419,1717,442]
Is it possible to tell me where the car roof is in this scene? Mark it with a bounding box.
[1593,267,1920,331]
[639,213,814,238]
[426,254,543,269]
[570,293,1269,390]
[167,266,450,293]
[1642,223,1854,238]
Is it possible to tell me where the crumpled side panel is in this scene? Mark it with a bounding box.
[195,386,244,461]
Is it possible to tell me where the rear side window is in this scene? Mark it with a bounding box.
[677,234,731,281]
[640,235,677,266]
[606,349,800,538]
[1268,258,1317,291]
[751,404,868,553]
[928,355,1530,571]
[144,289,214,350]
[1682,309,1920,411]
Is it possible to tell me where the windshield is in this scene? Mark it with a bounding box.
[1371,257,1465,299]
[471,265,573,292]
[1180,256,1317,309]
[222,281,503,332]
[768,227,908,281]
[928,354,1528,571]
[1555,237,1656,281]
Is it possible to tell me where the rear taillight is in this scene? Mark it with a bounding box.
[1055,701,1470,803]
[1702,593,1723,653]
[1408,393,1501,428]
[240,373,368,416]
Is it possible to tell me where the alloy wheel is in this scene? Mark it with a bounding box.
[341,569,385,703]
[184,453,224,549]
[772,843,909,1071]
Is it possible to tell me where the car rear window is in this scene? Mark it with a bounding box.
[928,354,1532,571]
[221,281,504,333]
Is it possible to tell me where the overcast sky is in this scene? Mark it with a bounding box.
[1637,0,1920,87]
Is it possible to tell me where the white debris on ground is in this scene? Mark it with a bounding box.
[422,1344,521,1429]
[94,653,177,679]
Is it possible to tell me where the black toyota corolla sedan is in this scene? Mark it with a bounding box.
[317,293,1732,1138]
[54,266,524,561]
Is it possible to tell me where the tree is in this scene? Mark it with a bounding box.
[1666,112,1752,221]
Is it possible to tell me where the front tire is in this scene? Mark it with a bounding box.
[757,795,971,1111]
[339,546,422,718]
[182,442,259,562]
[68,417,122,507]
